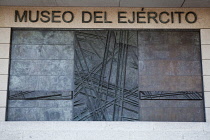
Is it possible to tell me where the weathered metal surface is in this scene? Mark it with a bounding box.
[73,31,140,121]
[7,29,204,121]
[138,30,203,98]
[138,30,204,121]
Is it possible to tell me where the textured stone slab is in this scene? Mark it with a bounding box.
[10,60,74,76]
[138,31,200,61]
[8,100,73,108]
[11,45,74,60]
[139,75,202,91]
[139,100,204,108]
[139,60,201,76]
[9,75,74,91]
[7,100,73,121]
[9,30,75,98]
[12,30,75,45]
[139,100,204,122]
[138,30,202,93]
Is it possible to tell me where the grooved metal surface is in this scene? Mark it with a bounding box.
[7,29,204,122]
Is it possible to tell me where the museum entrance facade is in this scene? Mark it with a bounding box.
[7,29,204,122]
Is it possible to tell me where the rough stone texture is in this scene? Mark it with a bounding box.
[11,45,74,60]
[7,30,75,121]
[139,100,204,122]
[138,30,202,92]
[0,122,210,140]
[139,75,202,91]
[138,30,204,121]
[9,30,75,93]
[7,100,73,121]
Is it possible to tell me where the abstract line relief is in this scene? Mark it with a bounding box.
[140,91,202,100]
[7,30,204,121]
[73,31,140,121]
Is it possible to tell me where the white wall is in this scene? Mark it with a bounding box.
[0,28,210,139]
[201,29,210,122]
[0,28,10,121]
[0,122,210,140]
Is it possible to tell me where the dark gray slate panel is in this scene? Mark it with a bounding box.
[139,60,201,76]
[9,75,74,91]
[12,31,75,45]
[138,30,202,93]
[139,75,202,91]
[8,30,75,121]
[8,100,73,108]
[9,30,75,93]
[7,100,73,121]
[139,100,204,122]
[10,60,74,76]
[138,31,201,61]
[139,100,203,108]
[11,45,74,60]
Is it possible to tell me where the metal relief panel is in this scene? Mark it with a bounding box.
[8,30,75,121]
[73,31,140,121]
[138,30,204,122]
[7,29,204,122]
[138,31,203,100]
